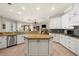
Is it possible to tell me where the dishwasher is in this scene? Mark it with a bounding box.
[7,35,17,47]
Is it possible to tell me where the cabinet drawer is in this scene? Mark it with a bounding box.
[0,36,7,49]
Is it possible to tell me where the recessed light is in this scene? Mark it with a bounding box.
[17,11,21,15]
[36,7,40,10]
[51,7,55,10]
[22,7,25,10]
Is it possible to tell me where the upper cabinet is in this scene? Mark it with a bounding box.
[0,16,17,32]
[60,4,79,29]
[49,17,62,29]
[61,13,73,29]
[10,22,17,32]
[66,4,79,26]
[6,21,12,32]
[69,8,79,25]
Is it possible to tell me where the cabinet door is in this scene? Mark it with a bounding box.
[38,40,49,56]
[52,34,60,42]
[17,35,24,44]
[60,35,65,46]
[67,37,76,53]
[49,17,62,29]
[0,36,7,49]
[63,36,70,48]
[6,21,11,32]
[75,39,79,55]
[12,23,16,32]
[29,40,38,56]
[62,13,70,29]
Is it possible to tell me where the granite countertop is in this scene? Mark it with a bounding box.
[49,32,79,39]
[24,33,52,39]
[0,32,26,36]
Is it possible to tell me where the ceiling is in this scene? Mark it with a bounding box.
[0,3,72,23]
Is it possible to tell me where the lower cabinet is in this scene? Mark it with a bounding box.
[0,36,7,49]
[17,35,24,44]
[29,40,38,56]
[38,40,49,56]
[67,37,76,54]
[60,35,66,46]
[49,33,60,42]
[28,40,49,56]
[75,39,79,55]
[59,35,79,55]
[51,33,79,55]
[25,39,52,56]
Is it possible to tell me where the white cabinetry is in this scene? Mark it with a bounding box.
[38,40,49,56]
[0,17,17,32]
[67,37,76,53]
[6,21,11,32]
[67,4,79,26]
[53,34,60,42]
[25,38,53,56]
[49,33,60,42]
[1,20,13,32]
[49,17,62,29]
[27,39,49,56]
[17,35,24,44]
[59,35,78,55]
[70,12,79,25]
[75,39,79,55]
[28,40,49,56]
[10,22,17,32]
[29,40,38,55]
[60,35,66,46]
[0,36,7,49]
[49,33,79,55]
[12,23,16,32]
[62,13,71,29]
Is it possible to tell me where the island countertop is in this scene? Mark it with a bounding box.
[24,33,52,39]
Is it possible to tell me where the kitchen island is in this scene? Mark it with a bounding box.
[24,33,53,56]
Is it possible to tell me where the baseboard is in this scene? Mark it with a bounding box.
[17,43,24,45]
[7,44,17,48]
